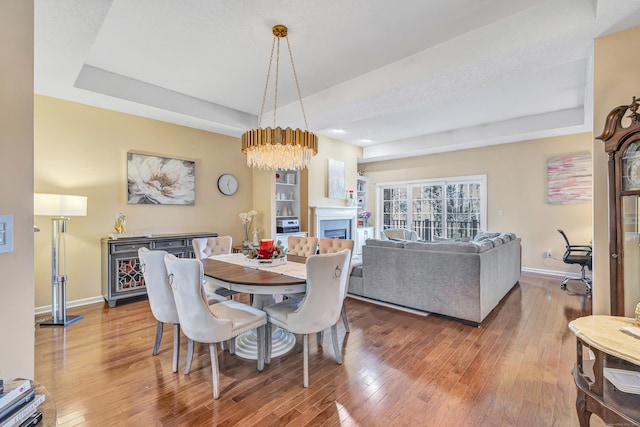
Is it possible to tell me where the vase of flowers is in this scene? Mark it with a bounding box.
[359,211,372,227]
[239,210,257,247]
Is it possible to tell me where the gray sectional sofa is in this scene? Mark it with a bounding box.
[348,232,521,325]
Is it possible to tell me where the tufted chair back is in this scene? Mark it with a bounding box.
[192,236,232,259]
[318,238,354,255]
[138,247,179,324]
[271,250,351,334]
[287,236,318,257]
[164,254,233,342]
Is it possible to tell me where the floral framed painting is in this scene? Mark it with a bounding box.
[127,153,195,205]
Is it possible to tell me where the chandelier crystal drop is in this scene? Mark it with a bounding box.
[242,24,318,170]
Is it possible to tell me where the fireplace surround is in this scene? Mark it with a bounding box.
[312,206,357,241]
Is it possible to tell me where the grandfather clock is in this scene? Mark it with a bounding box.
[596,96,640,316]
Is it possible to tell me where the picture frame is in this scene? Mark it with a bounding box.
[328,159,345,199]
[547,153,591,205]
[127,152,195,205]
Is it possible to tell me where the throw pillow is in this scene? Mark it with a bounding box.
[473,231,500,242]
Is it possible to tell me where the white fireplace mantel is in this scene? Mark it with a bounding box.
[312,206,357,240]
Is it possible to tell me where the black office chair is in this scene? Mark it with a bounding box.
[557,229,592,293]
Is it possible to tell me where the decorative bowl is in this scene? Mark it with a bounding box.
[245,257,287,268]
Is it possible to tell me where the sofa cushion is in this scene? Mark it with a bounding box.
[500,232,516,241]
[470,240,494,252]
[473,231,501,242]
[489,237,504,247]
[498,233,511,242]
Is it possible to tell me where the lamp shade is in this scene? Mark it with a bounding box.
[34,193,87,217]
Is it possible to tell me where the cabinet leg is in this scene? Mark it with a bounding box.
[108,300,117,308]
[576,388,591,427]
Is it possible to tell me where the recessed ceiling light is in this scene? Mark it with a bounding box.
[331,129,346,133]
[360,139,373,143]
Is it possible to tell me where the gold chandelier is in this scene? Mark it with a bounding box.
[242,24,318,170]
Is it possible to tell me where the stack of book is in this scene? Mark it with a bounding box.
[0,379,45,427]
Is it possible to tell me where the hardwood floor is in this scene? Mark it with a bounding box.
[34,274,603,426]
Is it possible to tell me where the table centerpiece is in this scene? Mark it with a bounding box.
[243,239,288,267]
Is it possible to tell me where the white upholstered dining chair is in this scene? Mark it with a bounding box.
[138,248,225,374]
[318,238,355,333]
[264,249,351,387]
[287,236,318,257]
[192,236,240,300]
[164,253,267,399]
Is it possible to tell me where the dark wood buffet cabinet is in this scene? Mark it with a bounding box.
[101,232,217,307]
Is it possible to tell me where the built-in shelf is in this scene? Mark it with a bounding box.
[357,175,369,222]
[275,169,302,231]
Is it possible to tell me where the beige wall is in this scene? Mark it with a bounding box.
[34,96,255,308]
[361,133,593,274]
[34,96,362,308]
[593,25,640,315]
[306,135,362,209]
[0,1,35,379]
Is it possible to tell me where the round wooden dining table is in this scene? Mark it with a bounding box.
[200,255,307,360]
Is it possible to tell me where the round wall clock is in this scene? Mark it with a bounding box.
[217,173,238,196]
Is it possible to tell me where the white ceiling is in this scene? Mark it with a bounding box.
[34,0,640,163]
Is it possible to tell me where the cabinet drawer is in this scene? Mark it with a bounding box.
[153,239,188,250]
[111,242,152,253]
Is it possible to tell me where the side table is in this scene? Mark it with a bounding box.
[569,315,640,426]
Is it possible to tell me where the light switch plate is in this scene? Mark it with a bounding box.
[0,214,14,254]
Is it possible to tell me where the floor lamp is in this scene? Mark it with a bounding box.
[34,193,87,327]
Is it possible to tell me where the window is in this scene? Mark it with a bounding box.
[377,175,486,240]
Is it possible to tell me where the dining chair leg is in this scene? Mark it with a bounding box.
[331,323,342,364]
[303,334,309,388]
[229,337,236,355]
[153,321,163,356]
[256,325,265,371]
[209,342,221,399]
[184,338,194,374]
[265,322,272,364]
[341,305,350,333]
[172,324,181,373]
[316,331,323,347]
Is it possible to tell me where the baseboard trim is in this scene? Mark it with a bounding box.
[522,267,590,279]
[347,294,429,316]
[35,295,105,316]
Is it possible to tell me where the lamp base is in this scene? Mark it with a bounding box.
[38,315,83,327]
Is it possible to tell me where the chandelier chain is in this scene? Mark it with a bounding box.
[273,37,281,129]
[258,37,277,128]
[285,36,309,130]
